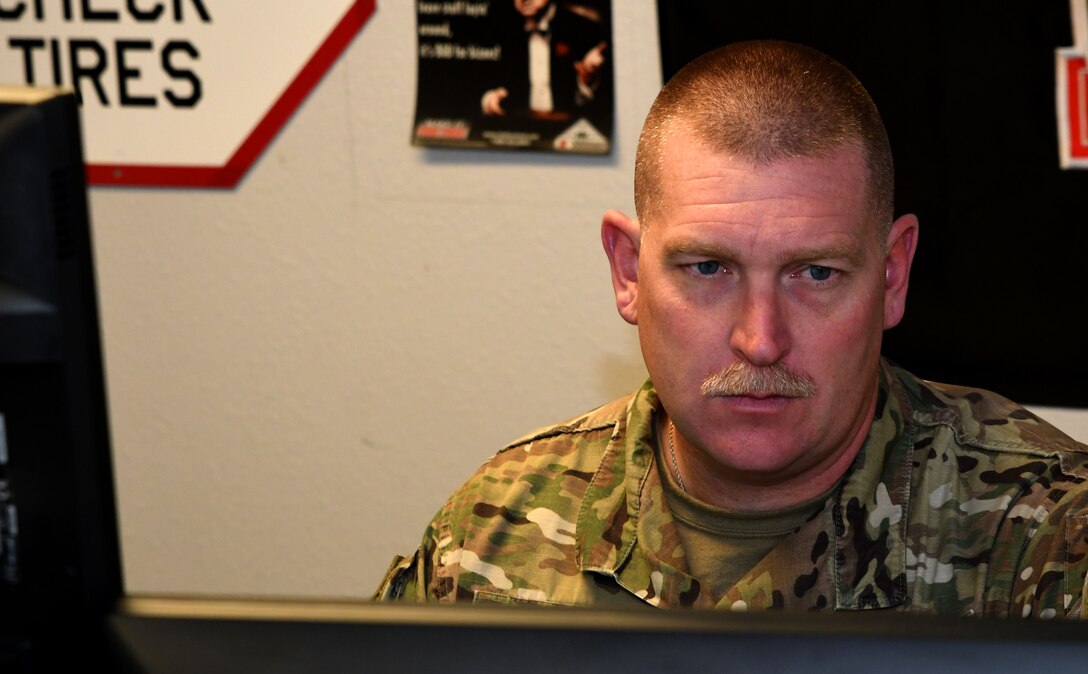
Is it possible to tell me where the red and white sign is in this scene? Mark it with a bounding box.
[1058,0,1088,168]
[0,0,375,187]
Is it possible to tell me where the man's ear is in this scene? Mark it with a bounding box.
[883,213,919,330]
[601,209,641,325]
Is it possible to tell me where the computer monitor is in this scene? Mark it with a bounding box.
[0,86,121,669]
[108,596,1088,672]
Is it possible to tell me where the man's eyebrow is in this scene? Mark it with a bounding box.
[776,243,866,266]
[662,238,867,266]
[661,237,743,261]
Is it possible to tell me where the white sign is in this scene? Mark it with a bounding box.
[0,0,375,187]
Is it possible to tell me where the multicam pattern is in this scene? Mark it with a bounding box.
[375,361,1088,618]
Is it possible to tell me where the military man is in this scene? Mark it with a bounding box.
[377,40,1088,618]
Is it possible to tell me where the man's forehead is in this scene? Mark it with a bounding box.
[640,131,879,254]
[659,125,866,180]
[654,137,867,211]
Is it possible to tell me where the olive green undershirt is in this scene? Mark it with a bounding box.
[655,437,833,602]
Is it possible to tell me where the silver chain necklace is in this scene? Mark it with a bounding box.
[667,419,687,492]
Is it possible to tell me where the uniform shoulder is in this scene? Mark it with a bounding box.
[438,384,651,516]
[890,363,1087,466]
[500,390,637,452]
[426,386,650,567]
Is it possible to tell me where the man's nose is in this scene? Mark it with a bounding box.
[728,283,790,366]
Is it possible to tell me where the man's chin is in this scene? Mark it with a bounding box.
[705,453,811,485]
[696,425,817,472]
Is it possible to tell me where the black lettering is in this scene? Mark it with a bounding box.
[162,40,200,107]
[69,39,109,105]
[6,0,65,20]
[0,1,25,19]
[126,0,162,20]
[26,0,69,21]
[115,39,155,107]
[25,0,81,20]
[173,0,209,22]
[7,38,43,83]
[49,37,61,84]
[81,0,118,20]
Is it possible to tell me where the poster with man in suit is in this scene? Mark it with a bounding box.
[413,0,613,154]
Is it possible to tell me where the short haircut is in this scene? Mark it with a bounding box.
[634,40,894,235]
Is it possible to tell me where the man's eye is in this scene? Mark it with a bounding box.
[807,265,833,281]
[694,260,721,276]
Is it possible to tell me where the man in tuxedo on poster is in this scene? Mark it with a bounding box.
[479,0,608,122]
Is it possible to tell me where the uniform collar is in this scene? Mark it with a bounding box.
[830,361,914,609]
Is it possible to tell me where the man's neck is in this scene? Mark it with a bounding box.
[524,2,556,31]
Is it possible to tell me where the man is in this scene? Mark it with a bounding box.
[377,41,1088,617]
[480,0,607,120]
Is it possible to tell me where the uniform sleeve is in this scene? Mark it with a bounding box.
[1071,513,1088,619]
[372,551,419,601]
[372,519,441,602]
[372,454,509,602]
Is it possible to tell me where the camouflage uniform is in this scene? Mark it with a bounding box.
[376,360,1088,618]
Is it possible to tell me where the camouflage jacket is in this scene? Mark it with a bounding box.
[376,361,1088,617]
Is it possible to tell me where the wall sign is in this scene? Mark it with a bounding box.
[0,0,375,187]
[1058,0,1088,168]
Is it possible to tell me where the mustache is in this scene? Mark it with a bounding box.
[701,361,816,399]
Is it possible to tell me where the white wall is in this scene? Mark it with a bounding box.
[93,1,660,598]
[88,1,1088,600]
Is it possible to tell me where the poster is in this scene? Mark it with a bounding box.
[412,1,613,154]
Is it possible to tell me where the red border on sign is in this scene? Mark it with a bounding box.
[86,0,376,188]
[1068,55,1088,160]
